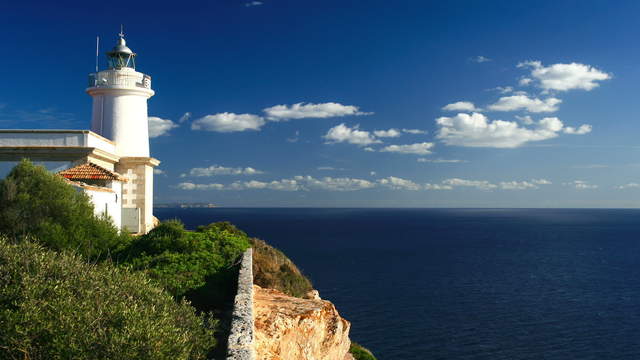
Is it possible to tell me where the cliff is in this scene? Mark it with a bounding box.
[253,285,353,360]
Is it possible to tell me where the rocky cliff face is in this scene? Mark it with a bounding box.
[253,285,353,360]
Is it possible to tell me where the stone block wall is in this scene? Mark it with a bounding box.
[226,248,255,360]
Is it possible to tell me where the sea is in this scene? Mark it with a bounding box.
[154,208,640,360]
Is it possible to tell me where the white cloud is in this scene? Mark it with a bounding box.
[442,101,480,112]
[378,176,421,191]
[488,95,561,113]
[245,1,263,6]
[519,78,532,86]
[380,142,434,155]
[294,175,376,191]
[153,168,165,175]
[179,112,192,123]
[183,165,264,177]
[191,112,265,132]
[417,158,466,163]
[564,180,598,190]
[436,112,589,148]
[177,182,225,190]
[317,166,343,171]
[230,179,300,191]
[563,124,592,135]
[264,102,371,121]
[617,183,640,190]
[370,171,376,176]
[442,178,497,190]
[518,61,611,92]
[532,179,552,185]
[402,129,427,134]
[515,115,534,125]
[472,56,491,63]
[424,183,454,190]
[323,123,381,146]
[148,116,179,138]
[499,181,539,190]
[363,147,375,152]
[373,128,401,138]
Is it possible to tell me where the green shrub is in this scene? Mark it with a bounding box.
[0,159,129,259]
[0,238,216,360]
[118,220,251,298]
[251,238,313,298]
[349,342,377,360]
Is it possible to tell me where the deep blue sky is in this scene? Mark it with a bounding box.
[2,0,640,207]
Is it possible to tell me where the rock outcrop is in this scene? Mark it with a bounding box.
[253,285,352,360]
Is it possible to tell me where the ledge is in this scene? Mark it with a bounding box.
[226,248,255,360]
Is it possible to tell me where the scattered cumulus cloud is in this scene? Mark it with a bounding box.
[177,182,225,191]
[373,129,402,138]
[179,112,192,123]
[380,142,434,155]
[616,183,640,190]
[519,78,532,86]
[417,158,466,163]
[323,123,381,146]
[148,116,179,138]
[499,180,539,190]
[442,101,481,112]
[402,128,427,134]
[518,61,611,92]
[182,165,264,177]
[564,180,598,190]
[378,176,422,191]
[436,112,590,148]
[245,1,263,6]
[153,168,166,175]
[264,102,371,121]
[488,95,562,113]
[295,175,375,191]
[563,124,592,135]
[191,113,265,132]
[472,56,491,63]
[515,115,534,125]
[363,147,375,152]
[442,178,498,190]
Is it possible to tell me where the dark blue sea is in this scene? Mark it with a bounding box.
[154,208,640,360]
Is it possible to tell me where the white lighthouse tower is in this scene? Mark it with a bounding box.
[86,30,159,234]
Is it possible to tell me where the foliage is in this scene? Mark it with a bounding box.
[0,238,216,360]
[118,220,251,299]
[349,342,377,360]
[251,237,313,298]
[0,159,129,259]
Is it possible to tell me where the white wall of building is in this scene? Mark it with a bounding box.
[81,180,122,231]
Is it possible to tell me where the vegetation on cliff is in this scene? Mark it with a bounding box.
[0,238,215,360]
[0,159,128,259]
[117,220,250,299]
[250,237,313,298]
[350,342,378,360]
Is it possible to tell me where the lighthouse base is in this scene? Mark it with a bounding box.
[116,157,160,234]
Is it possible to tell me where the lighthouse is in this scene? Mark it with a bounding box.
[86,30,160,234]
[0,29,160,234]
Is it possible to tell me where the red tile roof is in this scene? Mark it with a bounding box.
[57,162,125,181]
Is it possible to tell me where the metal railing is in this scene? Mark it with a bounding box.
[88,71,151,89]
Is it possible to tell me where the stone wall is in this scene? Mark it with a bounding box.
[226,248,256,360]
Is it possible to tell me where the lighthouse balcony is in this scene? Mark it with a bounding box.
[88,69,151,90]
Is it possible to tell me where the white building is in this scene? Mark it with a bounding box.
[0,32,159,234]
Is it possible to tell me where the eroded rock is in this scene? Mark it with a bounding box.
[253,285,351,360]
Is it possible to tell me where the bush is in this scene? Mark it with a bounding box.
[118,220,251,299]
[0,238,216,360]
[251,238,313,298]
[349,342,377,360]
[0,159,129,259]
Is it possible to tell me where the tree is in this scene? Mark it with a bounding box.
[0,238,216,360]
[0,159,128,259]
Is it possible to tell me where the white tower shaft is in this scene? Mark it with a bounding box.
[87,68,154,157]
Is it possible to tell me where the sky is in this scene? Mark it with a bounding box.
[1,0,640,207]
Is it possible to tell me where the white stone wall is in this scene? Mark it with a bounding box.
[81,181,122,230]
